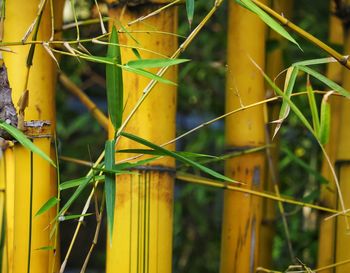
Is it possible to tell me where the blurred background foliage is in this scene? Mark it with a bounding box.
[56,0,336,272]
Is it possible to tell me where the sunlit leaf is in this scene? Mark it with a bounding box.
[106,26,123,131]
[59,175,105,190]
[293,57,336,67]
[35,197,59,216]
[298,65,350,98]
[105,140,116,240]
[127,58,189,69]
[117,148,217,159]
[306,76,320,133]
[235,0,300,48]
[272,66,298,138]
[122,65,176,85]
[251,59,314,134]
[318,92,332,145]
[119,132,238,183]
[36,246,55,251]
[58,176,93,218]
[114,156,161,170]
[132,48,142,60]
[58,213,93,221]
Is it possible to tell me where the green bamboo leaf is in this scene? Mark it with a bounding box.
[105,140,116,240]
[318,92,332,145]
[58,175,93,218]
[132,48,142,60]
[306,77,320,133]
[119,132,238,183]
[186,0,195,27]
[59,175,105,190]
[58,213,93,221]
[36,246,55,251]
[0,122,55,167]
[107,25,123,131]
[78,54,114,65]
[235,0,300,48]
[35,197,59,216]
[251,59,314,134]
[272,66,298,138]
[114,156,161,170]
[293,57,336,67]
[117,149,217,159]
[127,58,190,69]
[298,65,350,98]
[122,65,176,85]
[114,20,140,45]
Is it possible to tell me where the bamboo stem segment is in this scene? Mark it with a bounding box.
[106,5,177,273]
[317,2,344,271]
[220,1,266,272]
[1,0,63,272]
[334,22,350,273]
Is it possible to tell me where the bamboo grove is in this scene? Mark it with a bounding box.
[0,0,349,272]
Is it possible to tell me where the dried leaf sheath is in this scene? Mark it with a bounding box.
[0,63,17,139]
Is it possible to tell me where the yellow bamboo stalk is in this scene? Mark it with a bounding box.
[106,3,177,273]
[220,1,266,272]
[317,2,344,271]
[334,19,350,273]
[260,0,294,267]
[0,148,7,272]
[2,0,63,272]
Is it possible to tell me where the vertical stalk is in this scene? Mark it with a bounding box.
[2,0,63,272]
[106,3,177,273]
[335,20,350,273]
[260,0,295,267]
[220,1,266,273]
[317,1,344,271]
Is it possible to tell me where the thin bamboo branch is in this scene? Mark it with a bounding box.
[127,0,181,26]
[80,192,105,273]
[116,91,341,165]
[59,151,105,272]
[176,173,347,215]
[115,0,225,142]
[59,73,109,131]
[251,0,350,69]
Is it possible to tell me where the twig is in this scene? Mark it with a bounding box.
[59,73,109,131]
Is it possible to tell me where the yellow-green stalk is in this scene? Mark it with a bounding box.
[317,1,344,271]
[2,0,63,272]
[220,0,266,272]
[106,2,177,272]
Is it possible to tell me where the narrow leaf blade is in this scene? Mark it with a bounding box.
[299,65,350,98]
[318,92,332,145]
[306,77,320,133]
[119,132,239,183]
[236,0,300,48]
[122,65,176,85]
[106,26,123,131]
[127,58,189,69]
[105,140,116,240]
[272,66,298,138]
[58,175,93,218]
[35,197,59,217]
[186,0,194,27]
